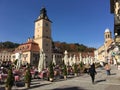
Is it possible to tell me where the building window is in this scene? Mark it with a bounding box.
[46,43,48,46]
[46,30,48,32]
[45,23,48,27]
[27,46,29,49]
[12,56,15,58]
[38,23,40,26]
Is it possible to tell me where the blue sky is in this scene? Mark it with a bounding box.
[0,0,114,48]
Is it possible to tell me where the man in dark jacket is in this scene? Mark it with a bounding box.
[89,63,97,84]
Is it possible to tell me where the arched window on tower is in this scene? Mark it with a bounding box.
[106,35,107,39]
[108,34,109,38]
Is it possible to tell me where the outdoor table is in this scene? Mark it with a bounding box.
[31,71,35,78]
[39,70,48,79]
[0,74,7,82]
[14,75,20,82]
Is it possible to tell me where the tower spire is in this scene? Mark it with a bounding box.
[36,7,51,22]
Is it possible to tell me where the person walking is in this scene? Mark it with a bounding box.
[88,63,97,84]
[104,63,111,75]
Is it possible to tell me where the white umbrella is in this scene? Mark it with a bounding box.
[16,52,22,69]
[52,54,56,65]
[79,53,82,63]
[85,56,89,65]
[90,57,94,65]
[83,57,86,64]
[73,55,76,64]
[38,50,46,72]
[69,55,73,66]
[76,56,79,64]
[64,50,69,66]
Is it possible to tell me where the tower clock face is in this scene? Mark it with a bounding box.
[37,23,41,26]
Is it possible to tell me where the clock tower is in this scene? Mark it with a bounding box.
[34,7,52,66]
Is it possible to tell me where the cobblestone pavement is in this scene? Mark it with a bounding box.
[0,65,120,90]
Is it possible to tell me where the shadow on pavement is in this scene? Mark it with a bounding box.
[110,73,116,75]
[30,82,40,85]
[29,83,52,89]
[0,87,4,90]
[53,86,86,90]
[95,79,106,84]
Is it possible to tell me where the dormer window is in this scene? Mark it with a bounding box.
[27,45,29,49]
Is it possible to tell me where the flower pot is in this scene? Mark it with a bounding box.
[49,78,53,82]
[5,86,12,90]
[118,65,120,70]
[25,83,30,88]
[64,75,67,80]
[74,73,77,77]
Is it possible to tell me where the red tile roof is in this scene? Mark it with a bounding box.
[14,39,40,53]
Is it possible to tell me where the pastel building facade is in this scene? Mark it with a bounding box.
[94,28,113,63]
[0,49,13,61]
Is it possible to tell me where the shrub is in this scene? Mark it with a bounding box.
[24,64,31,84]
[74,63,78,74]
[5,68,14,88]
[49,62,54,78]
[63,65,67,76]
[80,62,83,68]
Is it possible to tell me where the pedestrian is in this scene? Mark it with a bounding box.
[88,63,97,84]
[104,63,111,75]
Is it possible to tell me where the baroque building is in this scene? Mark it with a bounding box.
[11,39,40,66]
[94,0,120,64]
[11,7,62,67]
[0,49,13,61]
[94,28,113,63]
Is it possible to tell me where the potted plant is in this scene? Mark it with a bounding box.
[74,63,78,76]
[49,62,54,82]
[24,64,31,88]
[79,62,85,73]
[63,64,67,80]
[5,68,14,90]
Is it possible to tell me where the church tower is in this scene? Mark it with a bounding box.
[104,28,112,42]
[104,28,113,60]
[34,7,52,66]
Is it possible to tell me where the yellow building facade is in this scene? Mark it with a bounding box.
[94,28,113,63]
